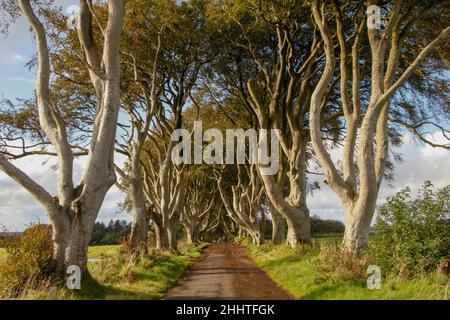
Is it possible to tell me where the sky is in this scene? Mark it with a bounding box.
[0,1,449,231]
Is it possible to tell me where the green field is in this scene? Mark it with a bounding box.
[87,245,122,259]
[245,242,449,300]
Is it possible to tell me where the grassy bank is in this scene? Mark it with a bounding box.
[245,242,449,300]
[1,243,205,300]
[61,243,205,300]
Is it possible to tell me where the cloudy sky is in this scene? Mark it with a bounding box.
[0,2,449,231]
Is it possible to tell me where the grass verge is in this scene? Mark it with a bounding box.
[0,242,205,300]
[244,241,449,300]
[59,243,206,300]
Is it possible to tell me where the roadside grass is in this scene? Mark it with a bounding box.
[1,242,205,300]
[59,242,205,300]
[245,241,450,300]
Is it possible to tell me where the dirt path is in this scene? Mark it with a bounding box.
[165,243,293,300]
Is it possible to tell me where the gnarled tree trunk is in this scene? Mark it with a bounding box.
[269,204,286,244]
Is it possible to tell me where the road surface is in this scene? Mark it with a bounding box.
[165,243,293,300]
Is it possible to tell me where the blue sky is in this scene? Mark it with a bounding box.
[0,1,449,231]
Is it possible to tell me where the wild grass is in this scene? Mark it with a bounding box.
[87,245,122,260]
[0,241,205,300]
[59,242,205,300]
[245,241,449,300]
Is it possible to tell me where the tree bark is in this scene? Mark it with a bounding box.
[166,220,178,252]
[258,151,311,247]
[342,196,377,253]
[269,205,286,244]
[130,205,149,255]
[129,148,149,255]
[185,226,196,245]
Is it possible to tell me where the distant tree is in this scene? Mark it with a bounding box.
[310,216,345,235]
[89,220,131,246]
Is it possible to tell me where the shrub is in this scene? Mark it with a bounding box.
[372,182,450,278]
[314,244,371,284]
[0,224,56,298]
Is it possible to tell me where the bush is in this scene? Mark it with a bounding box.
[314,245,371,284]
[0,224,56,298]
[372,182,450,278]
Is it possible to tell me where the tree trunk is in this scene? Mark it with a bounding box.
[250,229,263,245]
[185,225,199,245]
[152,218,169,251]
[269,205,286,244]
[285,211,310,247]
[258,137,311,247]
[259,173,311,247]
[342,195,377,254]
[65,216,95,276]
[129,172,149,255]
[130,206,149,256]
[50,209,71,280]
[167,220,178,252]
[128,142,150,255]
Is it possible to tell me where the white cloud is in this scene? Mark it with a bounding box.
[11,53,28,62]
[0,153,128,231]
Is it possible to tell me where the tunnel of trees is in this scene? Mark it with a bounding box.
[0,0,448,282]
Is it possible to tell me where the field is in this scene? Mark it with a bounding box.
[245,242,450,300]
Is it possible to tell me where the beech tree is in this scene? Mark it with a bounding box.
[113,0,165,256]
[217,164,265,245]
[181,172,220,245]
[207,0,339,246]
[0,0,126,277]
[309,0,450,254]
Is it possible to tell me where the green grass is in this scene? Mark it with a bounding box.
[60,243,205,300]
[1,243,204,300]
[245,242,450,300]
[87,245,121,259]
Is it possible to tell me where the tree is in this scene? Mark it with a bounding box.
[309,0,450,254]
[181,172,220,245]
[217,164,265,245]
[135,1,218,251]
[0,0,126,278]
[114,0,164,256]
[206,0,351,246]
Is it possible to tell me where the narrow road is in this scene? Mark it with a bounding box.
[165,243,293,300]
